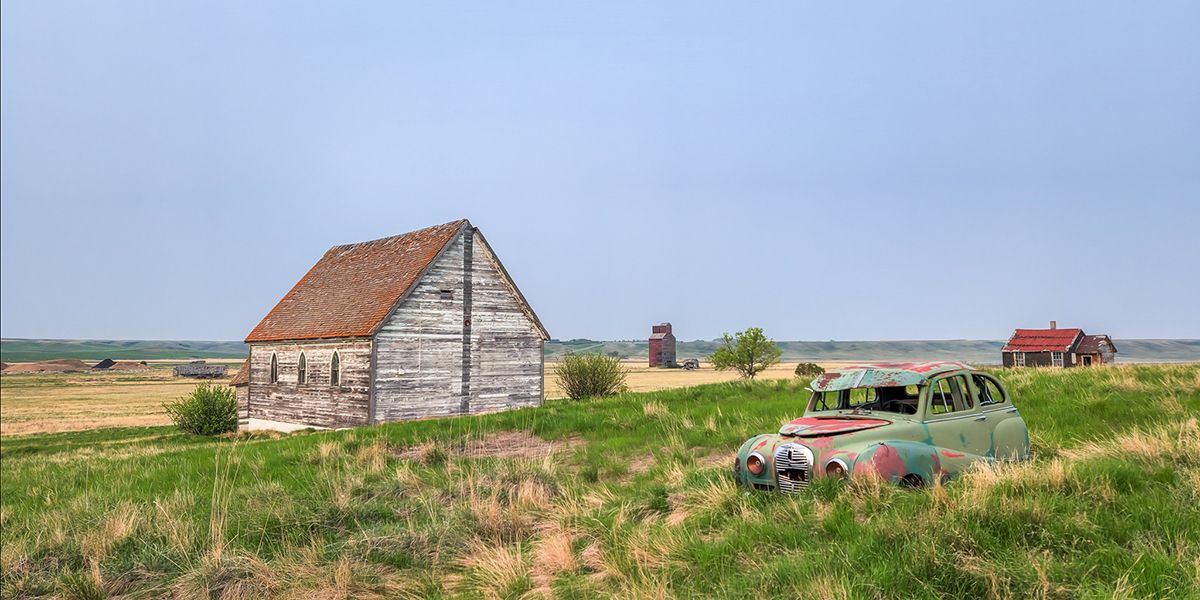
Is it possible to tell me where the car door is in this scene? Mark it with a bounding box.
[923,373,991,460]
[970,372,1028,460]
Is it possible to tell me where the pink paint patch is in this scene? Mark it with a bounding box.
[941,450,965,458]
[779,417,890,438]
[860,444,906,479]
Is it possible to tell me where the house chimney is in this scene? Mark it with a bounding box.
[1050,320,1057,330]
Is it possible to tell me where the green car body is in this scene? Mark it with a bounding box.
[734,362,1030,491]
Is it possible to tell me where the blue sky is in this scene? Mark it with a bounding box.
[2,1,1198,341]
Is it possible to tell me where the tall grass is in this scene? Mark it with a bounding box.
[0,364,1197,598]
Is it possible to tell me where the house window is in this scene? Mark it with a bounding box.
[440,289,454,300]
[1013,352,1026,367]
[269,353,278,383]
[330,351,340,386]
[1051,351,1064,367]
[297,352,307,385]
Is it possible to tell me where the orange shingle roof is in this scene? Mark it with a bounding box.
[246,220,467,342]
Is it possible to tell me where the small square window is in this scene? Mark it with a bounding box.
[440,289,454,300]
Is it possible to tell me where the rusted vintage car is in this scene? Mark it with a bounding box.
[734,361,1029,491]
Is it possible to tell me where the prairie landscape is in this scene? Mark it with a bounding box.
[1,364,1198,598]
[3,360,816,436]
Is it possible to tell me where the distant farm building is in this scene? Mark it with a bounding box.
[242,219,549,430]
[229,357,250,428]
[1002,321,1117,368]
[173,361,227,378]
[92,358,116,370]
[649,323,677,367]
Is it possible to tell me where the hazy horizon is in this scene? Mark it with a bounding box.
[4,2,1199,341]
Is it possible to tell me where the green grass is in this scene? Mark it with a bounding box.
[1,365,1198,598]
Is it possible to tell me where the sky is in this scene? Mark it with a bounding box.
[2,1,1199,342]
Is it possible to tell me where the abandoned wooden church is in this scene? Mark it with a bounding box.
[238,219,548,430]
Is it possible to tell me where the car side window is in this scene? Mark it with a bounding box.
[929,375,972,415]
[973,374,1007,407]
[929,379,956,414]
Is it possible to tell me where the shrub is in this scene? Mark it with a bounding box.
[554,352,627,400]
[708,327,782,379]
[794,362,825,379]
[163,383,238,435]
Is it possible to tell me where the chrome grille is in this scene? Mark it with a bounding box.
[774,443,812,493]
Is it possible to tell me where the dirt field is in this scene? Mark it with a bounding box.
[1,360,842,436]
[544,360,848,397]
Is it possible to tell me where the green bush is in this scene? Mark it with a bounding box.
[163,383,238,435]
[794,362,825,379]
[554,352,627,400]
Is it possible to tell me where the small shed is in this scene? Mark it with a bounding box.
[92,358,116,370]
[173,361,227,378]
[229,357,250,428]
[1075,334,1117,367]
[649,323,677,367]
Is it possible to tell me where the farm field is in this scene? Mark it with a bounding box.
[3,361,820,436]
[0,368,237,436]
[1,364,1197,598]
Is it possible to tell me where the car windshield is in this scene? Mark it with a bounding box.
[808,385,921,415]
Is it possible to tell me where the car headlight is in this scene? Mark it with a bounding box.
[746,452,767,476]
[825,458,849,478]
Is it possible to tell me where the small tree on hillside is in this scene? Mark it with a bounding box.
[708,327,782,379]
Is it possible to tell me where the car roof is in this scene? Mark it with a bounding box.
[809,361,972,392]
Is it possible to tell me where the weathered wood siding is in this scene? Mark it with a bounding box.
[371,229,545,421]
[467,234,544,413]
[233,385,249,429]
[372,235,467,421]
[247,340,371,428]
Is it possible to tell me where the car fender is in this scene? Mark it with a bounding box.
[853,440,946,484]
[992,414,1031,461]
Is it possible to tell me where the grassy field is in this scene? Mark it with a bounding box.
[1,365,1198,598]
[3,361,809,436]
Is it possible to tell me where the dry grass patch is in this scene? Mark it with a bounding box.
[458,540,529,599]
[394,431,573,463]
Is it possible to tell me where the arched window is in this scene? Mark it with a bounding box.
[330,351,341,386]
[269,353,278,383]
[297,352,307,385]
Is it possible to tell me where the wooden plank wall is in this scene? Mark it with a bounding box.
[467,235,544,413]
[247,340,371,428]
[372,235,467,421]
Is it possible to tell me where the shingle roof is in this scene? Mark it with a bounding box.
[246,220,467,342]
[1076,334,1116,354]
[229,357,250,386]
[1002,328,1083,352]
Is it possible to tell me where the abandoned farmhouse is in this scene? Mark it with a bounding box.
[238,219,549,429]
[1002,321,1117,368]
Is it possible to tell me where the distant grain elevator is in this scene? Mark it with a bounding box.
[649,323,677,367]
[238,219,549,430]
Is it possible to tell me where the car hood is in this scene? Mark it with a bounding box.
[778,416,891,437]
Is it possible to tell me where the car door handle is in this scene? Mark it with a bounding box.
[974,415,987,421]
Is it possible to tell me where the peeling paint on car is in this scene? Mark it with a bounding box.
[734,362,1031,491]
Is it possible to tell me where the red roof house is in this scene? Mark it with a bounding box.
[1002,321,1115,367]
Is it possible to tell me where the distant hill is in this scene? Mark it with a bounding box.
[4,337,1197,364]
[546,338,1200,364]
[0,339,248,362]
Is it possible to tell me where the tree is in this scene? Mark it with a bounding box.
[708,327,782,379]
